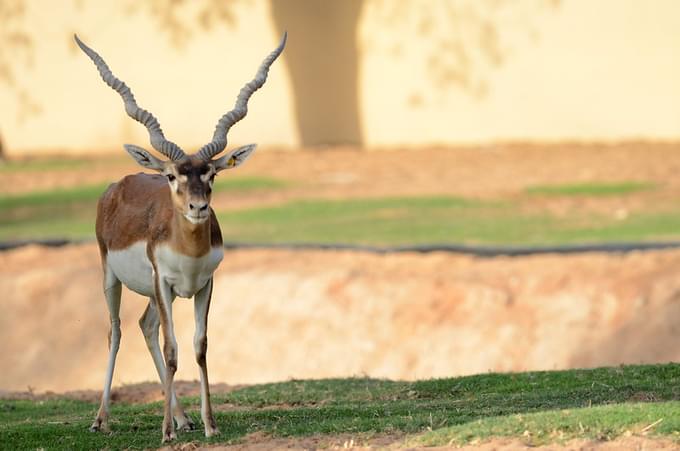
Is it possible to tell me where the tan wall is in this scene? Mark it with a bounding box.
[360,0,680,146]
[2,0,680,156]
[0,0,298,155]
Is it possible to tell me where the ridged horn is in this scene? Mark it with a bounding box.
[195,32,287,161]
[74,34,186,161]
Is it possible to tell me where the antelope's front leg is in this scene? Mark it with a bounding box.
[153,272,178,443]
[194,278,219,437]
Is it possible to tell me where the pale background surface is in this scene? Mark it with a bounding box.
[2,0,680,155]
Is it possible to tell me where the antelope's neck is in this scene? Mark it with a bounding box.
[170,210,212,257]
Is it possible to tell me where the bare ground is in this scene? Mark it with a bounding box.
[3,144,680,449]
[3,242,680,394]
[205,435,680,450]
[4,143,680,392]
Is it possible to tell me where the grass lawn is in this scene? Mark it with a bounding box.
[1,364,679,449]
[2,179,680,245]
[0,177,288,240]
[526,181,656,197]
[218,195,680,246]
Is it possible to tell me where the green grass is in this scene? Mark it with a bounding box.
[0,183,110,210]
[218,196,680,246]
[0,184,108,240]
[1,364,679,449]
[526,181,656,196]
[213,176,288,193]
[0,176,288,240]
[417,402,680,447]
[3,179,679,245]
[218,196,517,245]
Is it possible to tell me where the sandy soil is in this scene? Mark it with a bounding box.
[2,242,680,394]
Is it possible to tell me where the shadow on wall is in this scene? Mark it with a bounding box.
[270,0,364,147]
[0,0,560,152]
[361,0,561,107]
[269,0,559,146]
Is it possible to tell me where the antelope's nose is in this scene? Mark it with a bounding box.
[189,201,209,212]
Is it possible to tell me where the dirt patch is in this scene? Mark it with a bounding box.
[158,434,679,450]
[203,431,406,451]
[0,380,240,404]
[3,243,680,393]
[5,143,680,218]
[426,437,680,451]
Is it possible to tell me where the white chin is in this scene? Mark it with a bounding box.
[184,214,208,224]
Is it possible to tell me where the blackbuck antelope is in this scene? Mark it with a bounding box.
[75,33,286,442]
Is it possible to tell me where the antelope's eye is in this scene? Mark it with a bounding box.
[166,174,176,182]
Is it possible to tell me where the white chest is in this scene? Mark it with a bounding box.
[106,242,223,299]
[155,244,224,298]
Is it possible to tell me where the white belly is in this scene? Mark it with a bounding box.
[107,242,154,296]
[106,241,224,299]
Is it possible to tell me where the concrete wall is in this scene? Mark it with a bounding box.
[1,0,680,156]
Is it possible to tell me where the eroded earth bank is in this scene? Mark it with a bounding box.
[2,243,680,394]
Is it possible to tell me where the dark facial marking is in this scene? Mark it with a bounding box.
[175,160,212,198]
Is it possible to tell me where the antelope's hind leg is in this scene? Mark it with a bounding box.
[90,266,122,433]
[139,299,194,431]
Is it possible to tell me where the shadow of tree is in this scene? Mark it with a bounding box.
[270,0,364,147]
[137,0,560,146]
[362,0,561,104]
[0,0,561,153]
[0,0,41,159]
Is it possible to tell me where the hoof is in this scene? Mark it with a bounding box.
[177,417,196,432]
[89,418,109,433]
[205,426,220,438]
[162,431,177,443]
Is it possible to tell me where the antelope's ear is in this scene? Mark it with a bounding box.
[124,144,165,171]
[213,144,257,172]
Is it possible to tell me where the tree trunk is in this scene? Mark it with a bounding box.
[0,131,5,161]
[270,0,364,147]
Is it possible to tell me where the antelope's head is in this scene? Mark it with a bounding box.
[75,33,286,224]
